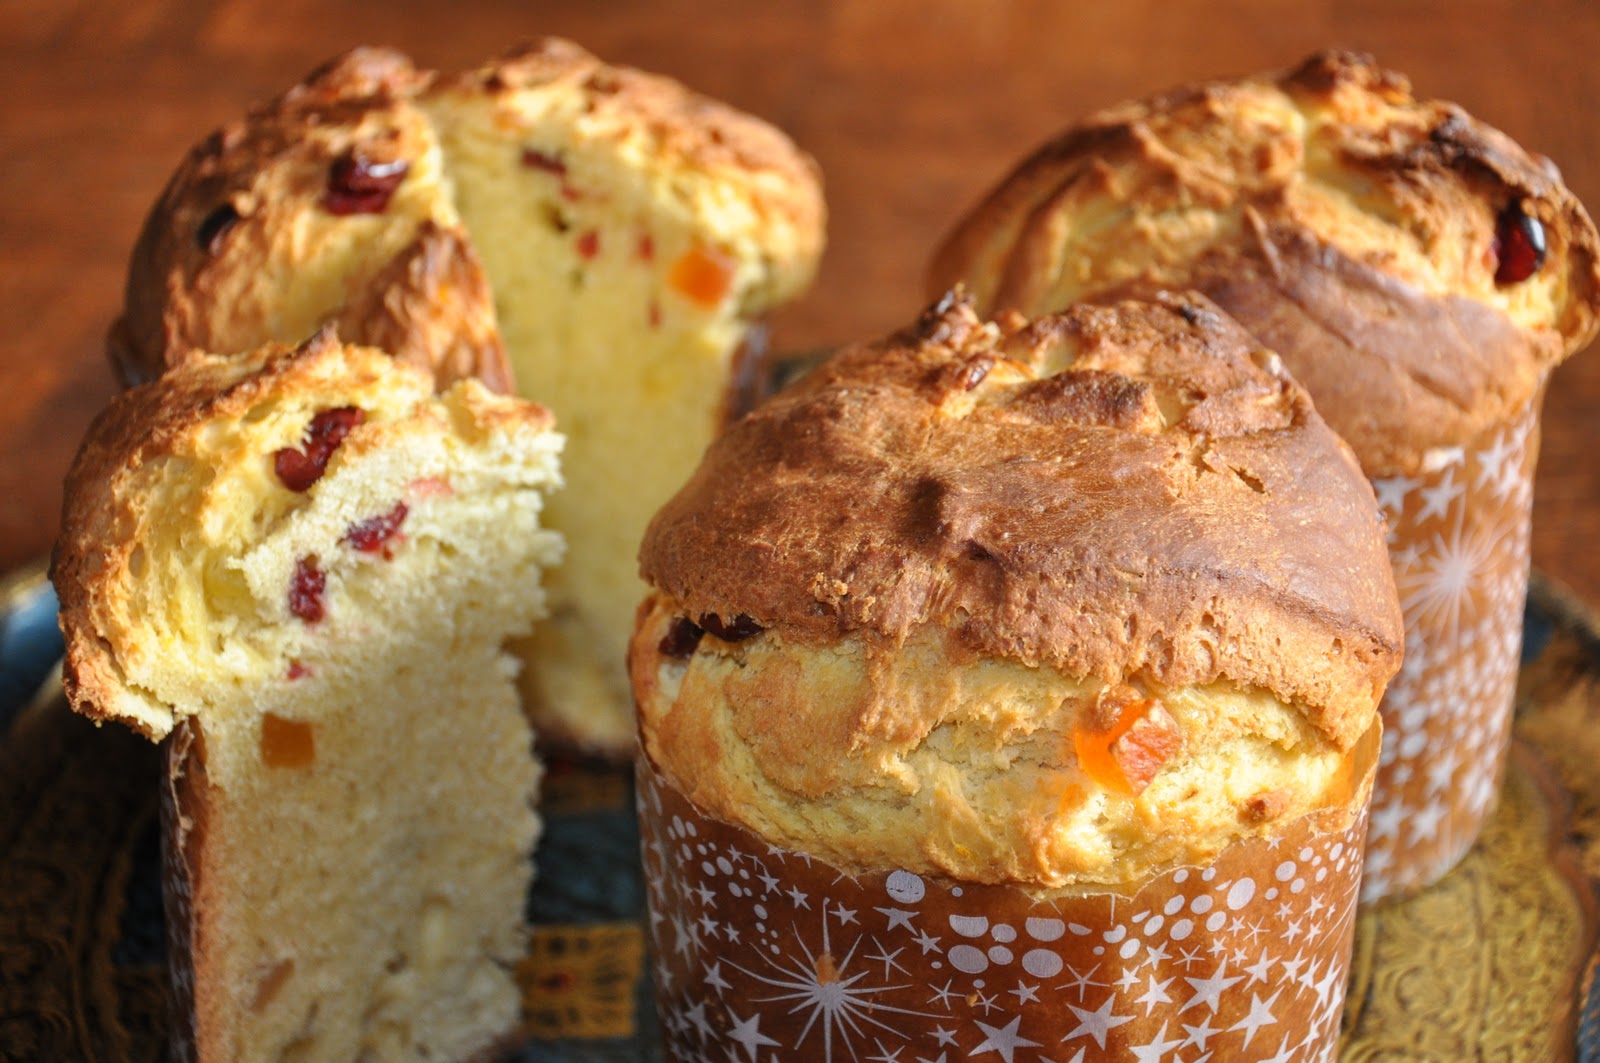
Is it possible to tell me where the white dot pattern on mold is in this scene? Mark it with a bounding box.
[1363,399,1538,902]
[640,759,1366,1062]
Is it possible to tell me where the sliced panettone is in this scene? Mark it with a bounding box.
[113,38,826,756]
[54,331,564,1062]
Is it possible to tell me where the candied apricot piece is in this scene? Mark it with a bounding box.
[1071,685,1182,796]
[260,713,315,769]
[668,245,736,309]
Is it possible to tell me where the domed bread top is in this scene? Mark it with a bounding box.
[928,50,1600,477]
[112,47,501,390]
[54,329,563,740]
[114,38,824,390]
[639,292,1403,749]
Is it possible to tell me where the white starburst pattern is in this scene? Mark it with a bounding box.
[641,752,1369,1061]
[1363,399,1537,900]
[727,907,939,1063]
[1399,512,1505,647]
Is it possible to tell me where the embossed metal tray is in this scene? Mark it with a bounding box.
[1,562,1597,1061]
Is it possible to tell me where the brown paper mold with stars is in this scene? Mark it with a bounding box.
[927,50,1600,900]
[629,293,1401,1060]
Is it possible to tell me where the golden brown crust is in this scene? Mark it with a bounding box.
[639,292,1403,747]
[114,38,823,390]
[337,221,513,393]
[117,47,445,386]
[53,330,557,737]
[929,50,1600,477]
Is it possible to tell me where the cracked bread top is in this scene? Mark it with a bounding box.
[929,50,1600,477]
[639,292,1403,751]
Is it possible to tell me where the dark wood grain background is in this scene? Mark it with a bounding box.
[5,0,1598,597]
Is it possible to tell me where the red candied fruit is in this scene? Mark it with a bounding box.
[289,556,326,623]
[637,233,655,262]
[344,501,409,555]
[286,660,311,680]
[658,617,705,659]
[323,153,410,216]
[576,230,600,260]
[520,148,568,177]
[699,613,763,642]
[274,407,365,492]
[1493,202,1547,285]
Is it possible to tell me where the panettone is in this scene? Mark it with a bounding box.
[630,294,1400,1058]
[631,293,1401,889]
[53,331,564,1061]
[927,51,1600,897]
[113,39,826,756]
[928,50,1600,477]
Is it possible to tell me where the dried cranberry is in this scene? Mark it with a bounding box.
[576,230,600,260]
[658,617,705,659]
[520,148,568,177]
[1493,202,1547,285]
[274,406,364,492]
[699,613,764,642]
[286,660,311,680]
[288,557,326,623]
[344,501,409,555]
[196,203,240,252]
[323,153,409,215]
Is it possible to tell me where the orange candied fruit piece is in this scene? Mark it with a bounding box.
[667,245,737,309]
[260,712,316,769]
[1071,685,1177,796]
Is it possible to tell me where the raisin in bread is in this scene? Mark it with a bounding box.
[112,38,826,756]
[53,331,564,1062]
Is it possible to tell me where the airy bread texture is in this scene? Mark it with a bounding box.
[929,50,1600,476]
[633,294,1400,889]
[113,39,825,755]
[54,332,564,1062]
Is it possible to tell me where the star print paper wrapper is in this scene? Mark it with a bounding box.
[638,747,1374,1063]
[1362,393,1541,902]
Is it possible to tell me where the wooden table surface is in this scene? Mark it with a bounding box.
[5,0,1599,599]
